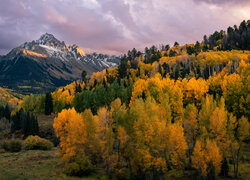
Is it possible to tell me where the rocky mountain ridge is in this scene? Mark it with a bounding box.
[0,33,120,94]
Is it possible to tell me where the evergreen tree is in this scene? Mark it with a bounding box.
[158,64,163,76]
[102,78,107,88]
[174,41,179,46]
[75,82,82,94]
[94,79,98,88]
[118,57,128,78]
[11,109,39,137]
[4,105,11,120]
[81,70,87,84]
[165,44,170,51]
[186,46,194,55]
[45,93,53,115]
[169,50,177,57]
[194,41,201,55]
[220,158,229,177]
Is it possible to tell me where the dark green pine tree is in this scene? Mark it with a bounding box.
[24,112,31,136]
[103,78,107,88]
[11,111,21,133]
[81,70,87,84]
[118,57,128,78]
[45,93,53,115]
[0,106,4,119]
[75,82,82,94]
[169,50,177,57]
[174,41,179,46]
[4,105,11,120]
[158,64,162,76]
[93,79,98,88]
[142,91,146,101]
[220,158,229,177]
[31,114,39,135]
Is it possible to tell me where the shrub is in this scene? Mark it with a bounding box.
[0,149,6,153]
[1,139,22,152]
[164,169,183,179]
[23,135,53,150]
[117,168,131,180]
[64,156,94,176]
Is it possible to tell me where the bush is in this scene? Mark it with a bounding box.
[117,168,131,180]
[1,139,22,152]
[64,156,94,176]
[0,149,6,153]
[23,135,53,150]
[164,169,183,179]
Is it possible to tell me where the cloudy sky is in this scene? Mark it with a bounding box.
[0,0,249,55]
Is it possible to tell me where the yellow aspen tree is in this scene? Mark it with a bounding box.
[206,139,222,176]
[167,123,188,169]
[191,140,208,177]
[117,126,129,173]
[53,108,88,166]
[198,95,217,138]
[231,116,249,177]
[183,77,208,107]
[129,98,168,178]
[184,104,198,163]
[158,94,172,124]
[96,107,116,174]
[209,106,229,154]
[192,139,222,177]
[110,98,127,127]
[81,109,100,160]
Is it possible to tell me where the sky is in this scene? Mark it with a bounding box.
[0,0,249,55]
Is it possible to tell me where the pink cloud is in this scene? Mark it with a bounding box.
[0,0,249,55]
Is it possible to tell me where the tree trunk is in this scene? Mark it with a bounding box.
[235,147,241,178]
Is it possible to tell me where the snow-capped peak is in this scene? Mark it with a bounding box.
[36,33,66,49]
[36,33,55,44]
[69,44,86,57]
[15,33,120,70]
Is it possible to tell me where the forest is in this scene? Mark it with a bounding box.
[0,20,249,180]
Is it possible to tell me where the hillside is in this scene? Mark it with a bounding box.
[0,87,23,107]
[0,33,120,94]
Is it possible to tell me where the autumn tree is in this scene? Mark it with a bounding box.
[209,104,229,156]
[228,115,249,177]
[221,73,246,118]
[192,139,222,177]
[167,123,188,169]
[184,104,198,163]
[96,107,116,174]
[129,98,168,179]
[198,95,217,137]
[53,108,93,176]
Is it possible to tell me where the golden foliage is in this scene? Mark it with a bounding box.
[53,108,86,161]
[167,123,188,169]
[52,81,84,105]
[192,139,222,177]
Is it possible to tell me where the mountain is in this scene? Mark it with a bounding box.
[0,33,120,94]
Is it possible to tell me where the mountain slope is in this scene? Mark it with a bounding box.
[0,33,120,94]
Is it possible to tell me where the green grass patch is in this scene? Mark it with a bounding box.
[0,148,114,180]
[0,148,66,180]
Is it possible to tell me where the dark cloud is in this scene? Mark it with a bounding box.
[0,0,249,55]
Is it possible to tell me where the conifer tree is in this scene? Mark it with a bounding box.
[45,93,53,115]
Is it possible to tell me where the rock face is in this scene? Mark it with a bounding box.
[0,33,120,94]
